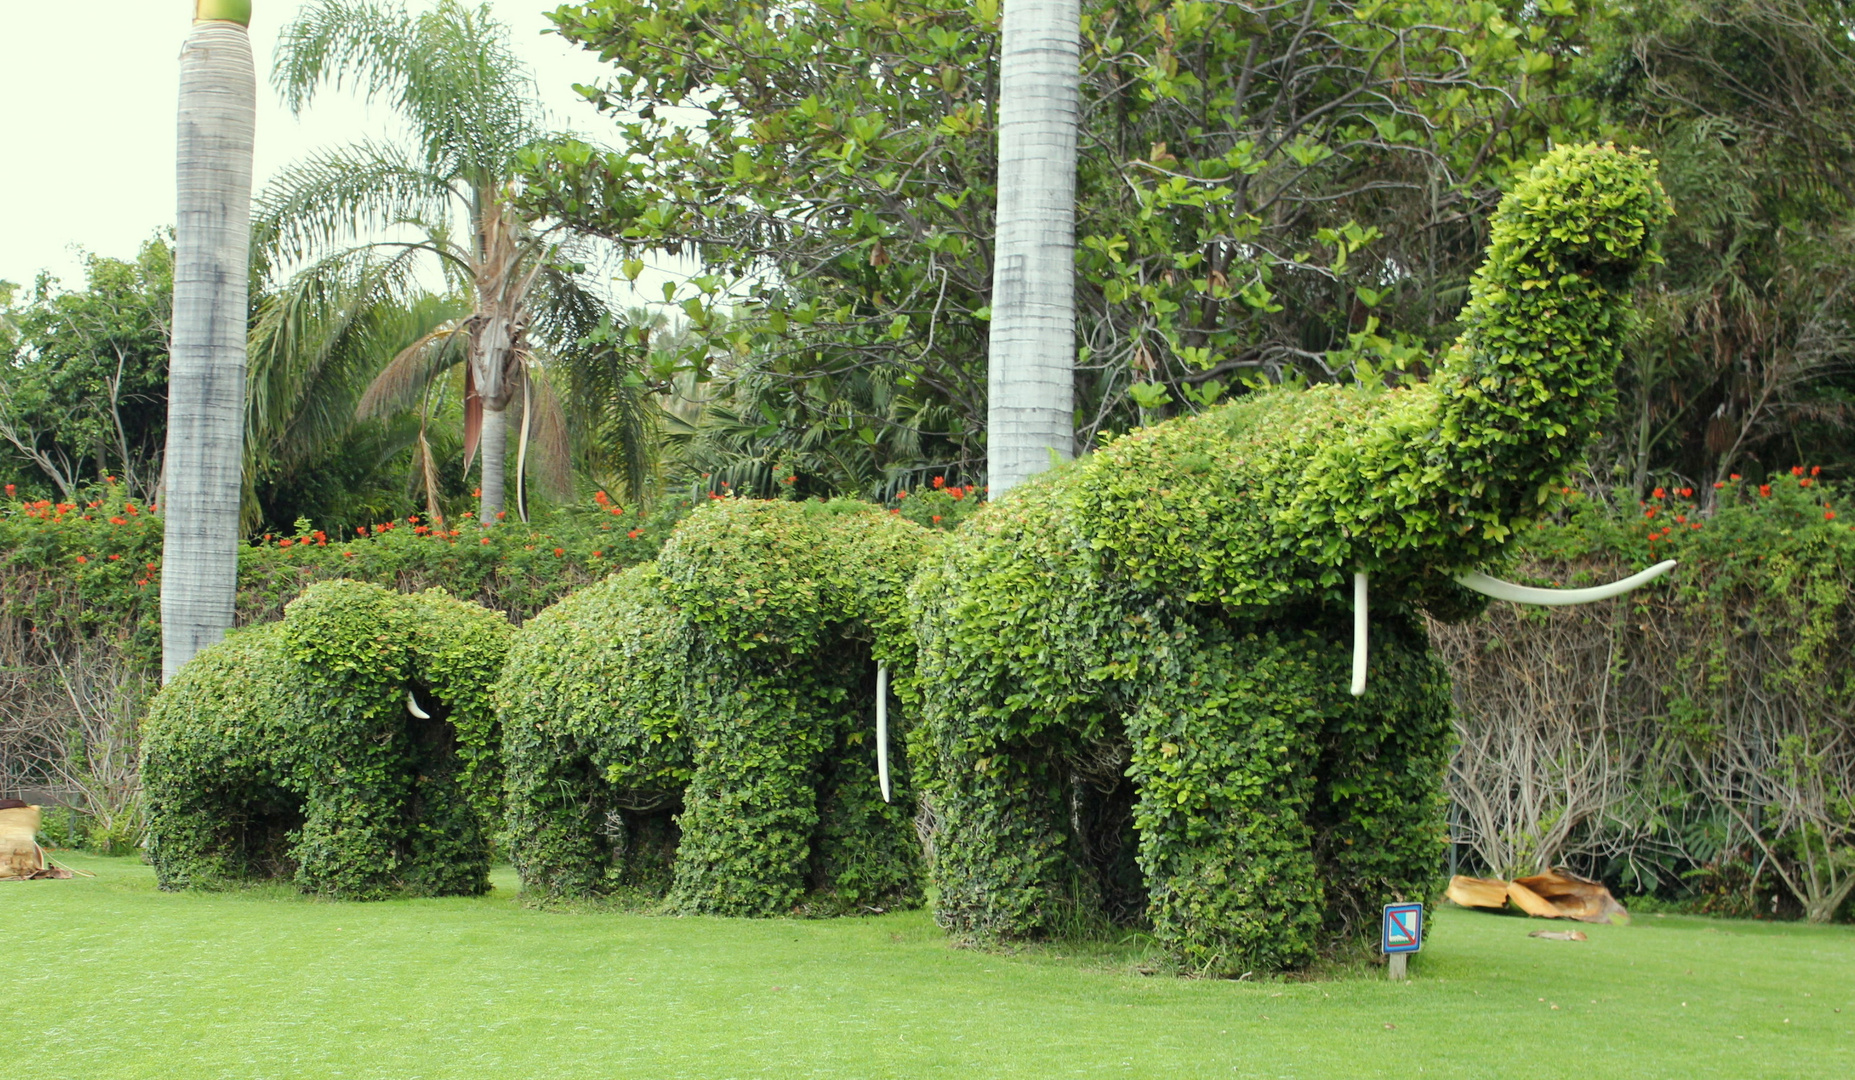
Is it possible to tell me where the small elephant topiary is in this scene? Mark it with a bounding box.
[498,499,931,915]
[909,144,1675,973]
[142,580,511,899]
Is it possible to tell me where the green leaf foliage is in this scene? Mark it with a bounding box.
[907,144,1669,973]
[498,498,935,915]
[141,581,513,900]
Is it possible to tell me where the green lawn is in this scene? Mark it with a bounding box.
[10,855,1853,1079]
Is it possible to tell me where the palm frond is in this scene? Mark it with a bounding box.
[276,1,541,187]
[253,139,463,270]
[355,322,466,419]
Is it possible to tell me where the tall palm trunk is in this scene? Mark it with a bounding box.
[163,2,255,682]
[986,0,1080,497]
[468,197,531,524]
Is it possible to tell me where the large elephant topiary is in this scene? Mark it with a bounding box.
[909,144,1674,973]
[142,581,511,899]
[497,499,931,915]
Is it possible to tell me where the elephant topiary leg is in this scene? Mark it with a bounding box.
[1126,623,1330,974]
[1311,611,1453,933]
[669,672,833,916]
[922,737,1079,942]
[811,702,922,910]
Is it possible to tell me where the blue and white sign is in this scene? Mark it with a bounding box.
[1381,902,1424,955]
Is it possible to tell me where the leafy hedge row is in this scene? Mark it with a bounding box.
[141,580,512,899]
[497,498,934,914]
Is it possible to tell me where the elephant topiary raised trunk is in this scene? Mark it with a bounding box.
[908,144,1674,973]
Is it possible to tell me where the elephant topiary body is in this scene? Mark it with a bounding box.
[498,499,932,914]
[910,144,1671,972]
[142,581,512,899]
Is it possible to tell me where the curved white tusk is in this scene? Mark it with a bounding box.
[1455,560,1678,606]
[406,690,431,720]
[1351,572,1368,697]
[875,664,892,803]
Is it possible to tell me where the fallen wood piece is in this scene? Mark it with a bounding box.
[1528,929,1588,941]
[1513,869,1631,925]
[1447,875,1511,910]
[0,804,46,880]
[1444,870,1631,924]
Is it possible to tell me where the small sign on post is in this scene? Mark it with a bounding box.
[1382,902,1423,981]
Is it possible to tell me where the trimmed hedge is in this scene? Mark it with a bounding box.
[909,144,1672,973]
[142,580,512,899]
[498,498,934,914]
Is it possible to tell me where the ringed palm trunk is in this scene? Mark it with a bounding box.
[986,0,1080,497]
[163,1,255,682]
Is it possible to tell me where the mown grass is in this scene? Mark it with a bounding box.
[10,854,1854,1079]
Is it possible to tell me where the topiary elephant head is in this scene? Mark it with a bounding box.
[908,144,1675,973]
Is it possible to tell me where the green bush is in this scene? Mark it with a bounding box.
[908,144,1671,973]
[141,580,512,899]
[498,498,934,914]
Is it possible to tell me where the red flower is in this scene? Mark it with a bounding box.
[109,554,121,561]
[627,529,641,539]
[896,490,908,499]
[1690,522,1702,530]
[1714,482,1726,490]
[950,486,966,500]
[1644,507,1657,518]
[932,515,943,524]
[497,510,507,520]
[481,537,491,545]
[785,476,797,485]
[356,525,369,536]
[2,484,12,496]
[408,515,420,524]
[1652,487,1666,499]
[75,555,87,564]
[1812,466,1823,477]
[1731,474,1741,481]
[109,516,127,526]
[1828,510,1838,521]
[280,538,294,548]
[1792,466,1806,477]
[933,476,945,489]
[591,551,602,558]
[1674,515,1686,524]
[1801,478,1813,488]
[343,551,355,559]
[554,548,565,557]
[594,491,610,505]
[473,488,482,498]
[1678,487,1693,498]
[1760,485,1772,497]
[146,563,157,572]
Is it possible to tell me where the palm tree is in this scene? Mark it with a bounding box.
[260,0,642,523]
[986,0,1081,496]
[164,0,256,682]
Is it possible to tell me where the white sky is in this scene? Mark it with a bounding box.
[0,0,688,300]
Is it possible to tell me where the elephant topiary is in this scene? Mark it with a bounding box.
[497,499,931,914]
[142,580,511,899]
[907,144,1674,973]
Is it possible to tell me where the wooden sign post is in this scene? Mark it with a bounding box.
[1382,902,1423,981]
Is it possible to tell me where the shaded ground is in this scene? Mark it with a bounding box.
[10,854,1853,1078]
